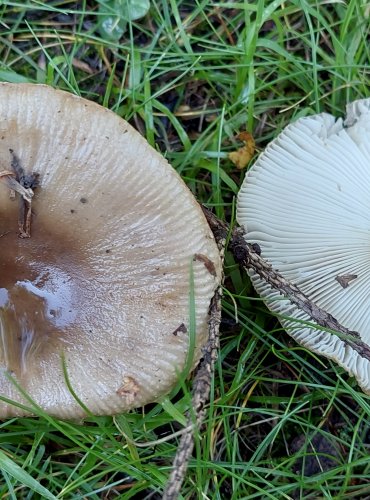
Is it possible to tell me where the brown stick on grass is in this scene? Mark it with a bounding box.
[162,212,225,500]
[163,207,365,499]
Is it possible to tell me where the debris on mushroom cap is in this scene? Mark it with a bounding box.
[0,83,222,418]
[237,98,370,393]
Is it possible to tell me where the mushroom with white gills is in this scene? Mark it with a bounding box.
[0,83,222,419]
[237,98,370,393]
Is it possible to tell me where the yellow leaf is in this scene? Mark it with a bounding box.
[228,131,255,169]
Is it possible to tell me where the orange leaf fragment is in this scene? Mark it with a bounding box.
[228,131,255,169]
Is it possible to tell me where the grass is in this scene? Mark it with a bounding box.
[0,0,370,498]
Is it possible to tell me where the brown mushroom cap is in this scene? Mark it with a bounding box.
[0,83,221,418]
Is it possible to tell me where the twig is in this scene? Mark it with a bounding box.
[203,208,358,336]
[163,207,368,499]
[1,150,39,238]
[163,214,225,500]
[203,207,370,360]
[0,171,34,203]
[0,171,35,239]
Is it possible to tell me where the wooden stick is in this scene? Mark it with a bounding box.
[163,206,368,499]
[163,213,225,500]
[204,207,362,333]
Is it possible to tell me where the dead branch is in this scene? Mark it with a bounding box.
[163,207,367,499]
[203,207,370,359]
[162,215,225,500]
[203,207,360,338]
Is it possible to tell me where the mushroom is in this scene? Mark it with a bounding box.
[0,83,221,418]
[237,98,370,393]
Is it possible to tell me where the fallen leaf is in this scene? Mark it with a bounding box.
[228,131,255,169]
